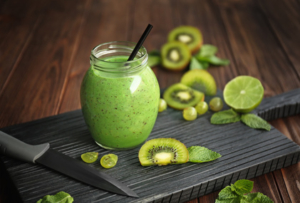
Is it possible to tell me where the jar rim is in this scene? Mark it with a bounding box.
[91,41,147,64]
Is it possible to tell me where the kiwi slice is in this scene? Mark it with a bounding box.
[168,26,203,54]
[161,41,191,71]
[181,69,217,96]
[163,83,204,110]
[138,138,189,166]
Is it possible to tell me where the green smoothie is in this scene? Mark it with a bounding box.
[80,55,160,149]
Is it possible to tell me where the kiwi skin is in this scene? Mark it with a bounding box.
[138,138,189,166]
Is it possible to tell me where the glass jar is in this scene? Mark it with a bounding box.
[80,41,160,150]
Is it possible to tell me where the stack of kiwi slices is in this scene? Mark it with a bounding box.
[161,26,202,71]
[163,69,217,110]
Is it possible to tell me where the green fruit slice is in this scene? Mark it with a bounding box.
[168,26,203,53]
[224,76,264,113]
[81,152,98,163]
[138,138,189,166]
[100,154,118,169]
[163,83,204,110]
[180,69,217,96]
[161,41,191,71]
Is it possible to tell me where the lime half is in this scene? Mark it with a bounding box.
[224,76,264,113]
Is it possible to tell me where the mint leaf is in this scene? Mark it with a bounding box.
[148,50,161,67]
[232,179,253,195]
[241,114,271,131]
[242,192,274,203]
[216,186,242,203]
[211,109,241,125]
[218,186,241,199]
[201,61,209,69]
[190,57,208,70]
[199,55,230,66]
[37,191,74,203]
[198,44,218,57]
[188,146,221,163]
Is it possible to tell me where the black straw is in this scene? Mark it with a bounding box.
[127,24,153,61]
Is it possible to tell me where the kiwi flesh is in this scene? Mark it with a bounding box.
[163,83,204,110]
[161,41,191,71]
[181,69,217,96]
[138,138,189,166]
[168,26,203,54]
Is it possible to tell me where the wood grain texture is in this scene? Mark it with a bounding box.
[0,0,43,92]
[214,0,300,96]
[1,91,300,203]
[59,0,132,113]
[258,0,300,79]
[270,117,300,202]
[0,0,88,128]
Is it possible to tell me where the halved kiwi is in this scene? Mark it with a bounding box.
[163,83,204,110]
[181,69,217,96]
[168,26,203,54]
[138,138,189,166]
[161,41,191,71]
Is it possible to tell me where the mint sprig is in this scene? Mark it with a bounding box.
[216,180,274,203]
[241,114,271,131]
[211,109,241,124]
[195,44,230,67]
[211,110,271,131]
[188,146,221,163]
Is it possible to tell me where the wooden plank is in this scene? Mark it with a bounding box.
[214,0,300,96]
[2,90,300,203]
[0,0,43,93]
[258,0,300,79]
[0,0,88,128]
[270,117,300,202]
[272,170,292,203]
[58,0,133,113]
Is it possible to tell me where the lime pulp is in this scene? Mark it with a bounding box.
[223,76,264,113]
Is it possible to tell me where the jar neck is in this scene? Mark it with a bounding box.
[90,41,148,77]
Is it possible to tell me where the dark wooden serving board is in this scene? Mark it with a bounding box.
[1,89,300,203]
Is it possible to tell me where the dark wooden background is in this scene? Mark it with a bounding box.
[1,0,300,202]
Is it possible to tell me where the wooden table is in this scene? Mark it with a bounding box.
[1,0,300,202]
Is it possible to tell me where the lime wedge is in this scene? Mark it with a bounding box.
[223,76,264,113]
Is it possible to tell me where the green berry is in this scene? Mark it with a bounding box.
[195,101,208,115]
[183,107,197,121]
[209,97,223,112]
[100,154,118,168]
[158,98,167,112]
[81,152,98,163]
